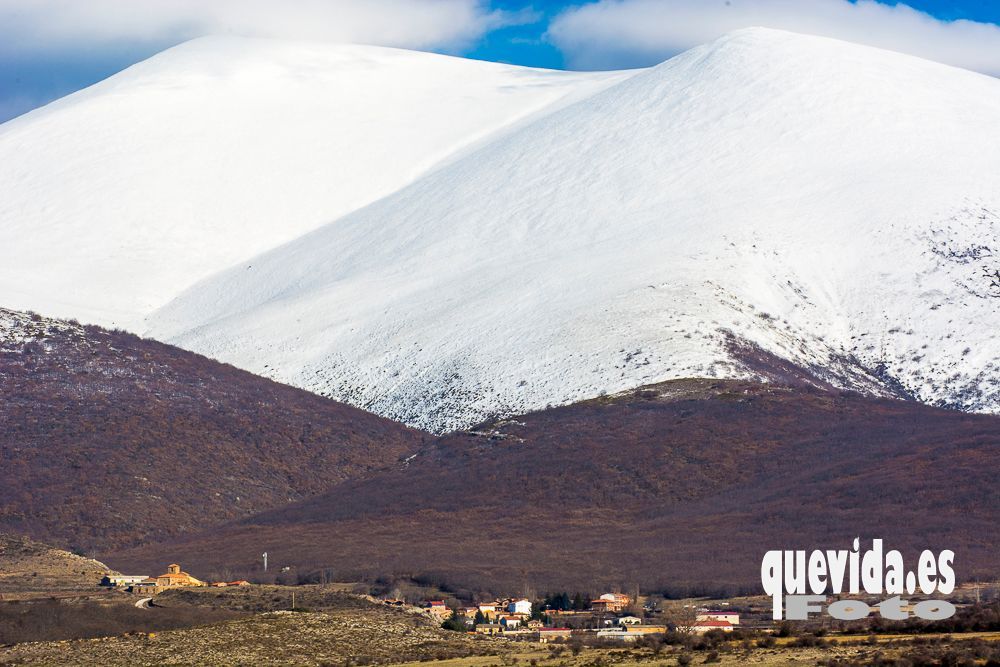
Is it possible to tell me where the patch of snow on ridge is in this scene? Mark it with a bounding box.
[0,308,88,352]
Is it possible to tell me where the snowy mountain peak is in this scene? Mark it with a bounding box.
[146,29,1000,432]
[0,36,632,328]
[3,29,998,432]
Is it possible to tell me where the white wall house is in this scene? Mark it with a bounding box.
[102,574,148,587]
[508,599,532,615]
[499,615,522,628]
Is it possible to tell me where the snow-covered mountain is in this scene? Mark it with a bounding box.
[0,36,630,327]
[147,28,1000,432]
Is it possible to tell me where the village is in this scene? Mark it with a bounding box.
[101,563,743,644]
[415,592,741,642]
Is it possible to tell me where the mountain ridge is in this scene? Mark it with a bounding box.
[148,28,1000,432]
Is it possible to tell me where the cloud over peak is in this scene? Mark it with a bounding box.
[548,0,1000,74]
[0,0,519,56]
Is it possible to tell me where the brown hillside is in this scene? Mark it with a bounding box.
[113,379,1000,595]
[0,308,426,554]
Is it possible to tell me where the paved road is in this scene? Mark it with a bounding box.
[135,596,153,609]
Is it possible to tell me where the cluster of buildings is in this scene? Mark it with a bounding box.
[101,563,250,593]
[419,597,535,629]
[415,593,741,642]
[99,567,741,644]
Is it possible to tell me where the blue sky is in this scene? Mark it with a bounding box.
[1,0,999,123]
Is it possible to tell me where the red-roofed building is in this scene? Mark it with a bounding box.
[591,593,630,613]
[425,600,453,620]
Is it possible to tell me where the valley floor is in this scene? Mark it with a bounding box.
[1,584,999,666]
[0,586,504,666]
[3,613,999,666]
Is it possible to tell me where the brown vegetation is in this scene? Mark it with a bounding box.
[114,379,1000,595]
[159,583,377,613]
[3,306,998,600]
[0,598,243,645]
[0,307,426,554]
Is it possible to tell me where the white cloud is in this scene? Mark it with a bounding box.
[548,0,1000,74]
[0,0,520,56]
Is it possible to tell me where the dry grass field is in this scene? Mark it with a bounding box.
[0,533,113,594]
[1,584,998,666]
[0,606,505,666]
[4,620,998,667]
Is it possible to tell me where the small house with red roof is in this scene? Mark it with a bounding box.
[684,619,734,633]
[591,593,630,613]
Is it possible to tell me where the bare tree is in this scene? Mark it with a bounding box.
[660,600,699,632]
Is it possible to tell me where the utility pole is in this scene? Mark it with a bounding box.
[263,552,268,572]
[292,592,296,610]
